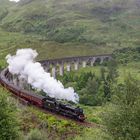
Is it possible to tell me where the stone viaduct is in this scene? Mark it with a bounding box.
[40,54,112,78]
[3,54,112,90]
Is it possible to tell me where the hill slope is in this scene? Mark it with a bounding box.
[0,0,140,62]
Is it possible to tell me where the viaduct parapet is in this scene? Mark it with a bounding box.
[40,54,112,78]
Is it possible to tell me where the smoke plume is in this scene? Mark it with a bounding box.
[9,0,20,2]
[6,48,79,103]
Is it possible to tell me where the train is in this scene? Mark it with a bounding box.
[0,69,85,121]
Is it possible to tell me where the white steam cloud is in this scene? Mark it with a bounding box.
[6,48,79,103]
[9,0,20,2]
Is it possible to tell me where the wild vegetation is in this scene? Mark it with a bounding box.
[0,0,140,140]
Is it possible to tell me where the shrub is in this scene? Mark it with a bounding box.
[26,129,47,140]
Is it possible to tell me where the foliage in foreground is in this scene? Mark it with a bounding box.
[0,88,19,140]
[102,75,140,140]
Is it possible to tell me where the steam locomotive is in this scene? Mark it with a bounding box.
[0,69,85,121]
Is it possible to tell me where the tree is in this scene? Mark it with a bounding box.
[102,75,140,140]
[103,80,111,100]
[79,77,104,106]
[107,59,118,82]
[0,88,19,140]
[103,59,118,101]
[100,67,106,81]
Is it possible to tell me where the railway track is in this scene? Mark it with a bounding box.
[11,93,98,128]
[0,69,98,128]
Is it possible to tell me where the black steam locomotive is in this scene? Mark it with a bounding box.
[43,96,85,121]
[0,69,85,121]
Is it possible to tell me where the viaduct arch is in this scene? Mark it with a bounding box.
[40,54,112,78]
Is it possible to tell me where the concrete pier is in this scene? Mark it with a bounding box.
[74,61,79,70]
[100,57,104,64]
[59,63,64,76]
[52,65,56,78]
[82,61,87,68]
[66,63,71,72]
[91,57,96,66]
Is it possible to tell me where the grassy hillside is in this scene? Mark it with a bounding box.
[0,0,139,64]
[0,1,140,139]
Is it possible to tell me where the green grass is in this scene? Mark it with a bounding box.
[0,27,117,68]
[117,62,140,83]
[77,66,107,76]
[72,61,140,81]
[0,0,139,68]
[82,105,103,123]
[0,0,139,139]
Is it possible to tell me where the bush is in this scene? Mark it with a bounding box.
[114,47,140,64]
[26,129,47,140]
